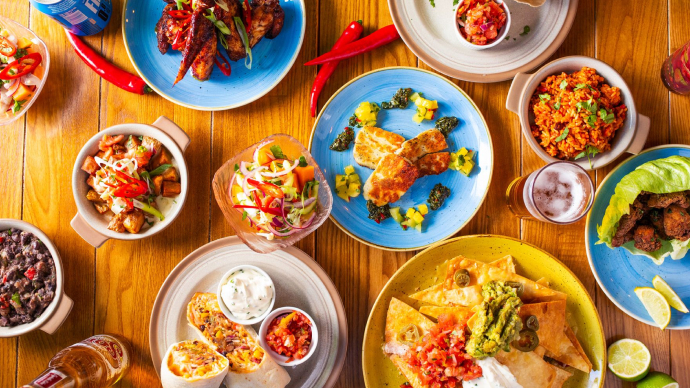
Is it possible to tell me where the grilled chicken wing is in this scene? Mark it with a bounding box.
[191,28,218,81]
[155,4,177,54]
[192,0,216,9]
[175,10,215,85]
[214,0,247,61]
[248,0,283,48]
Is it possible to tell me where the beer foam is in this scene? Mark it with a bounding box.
[532,169,587,222]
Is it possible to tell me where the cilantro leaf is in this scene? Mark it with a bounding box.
[428,0,435,6]
[553,97,562,111]
[234,163,240,172]
[587,114,598,127]
[554,127,569,142]
[574,83,589,91]
[242,210,248,220]
[519,25,531,36]
[600,108,615,124]
[11,100,25,114]
[559,80,568,90]
[574,145,600,168]
[298,156,308,167]
[269,145,285,159]
[539,93,551,102]
[11,292,20,306]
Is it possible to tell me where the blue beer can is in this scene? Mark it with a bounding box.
[29,0,113,36]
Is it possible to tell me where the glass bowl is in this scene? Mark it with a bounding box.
[0,16,50,126]
[212,134,333,253]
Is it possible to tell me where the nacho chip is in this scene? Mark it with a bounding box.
[550,365,574,388]
[495,347,558,388]
[384,298,435,356]
[419,305,474,324]
[519,302,567,355]
[443,257,567,306]
[544,324,593,373]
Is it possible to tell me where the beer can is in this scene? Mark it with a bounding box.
[29,0,113,36]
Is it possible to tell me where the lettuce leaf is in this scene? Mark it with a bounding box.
[597,155,690,265]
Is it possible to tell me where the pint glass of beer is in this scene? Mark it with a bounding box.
[506,161,594,224]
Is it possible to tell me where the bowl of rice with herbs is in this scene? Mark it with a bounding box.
[506,56,651,170]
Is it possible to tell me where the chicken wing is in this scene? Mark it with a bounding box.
[191,27,217,80]
[248,0,283,48]
[214,0,247,61]
[155,4,177,54]
[175,10,215,85]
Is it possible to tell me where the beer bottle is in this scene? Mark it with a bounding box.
[20,334,132,388]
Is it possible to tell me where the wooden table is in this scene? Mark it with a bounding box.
[1,0,689,387]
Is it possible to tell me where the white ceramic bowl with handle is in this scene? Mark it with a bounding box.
[0,219,73,337]
[506,56,651,170]
[70,116,190,248]
[259,306,319,367]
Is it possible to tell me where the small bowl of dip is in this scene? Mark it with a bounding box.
[259,307,318,366]
[216,265,275,325]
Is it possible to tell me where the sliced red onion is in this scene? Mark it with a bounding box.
[280,198,317,230]
[3,78,16,90]
[21,73,41,86]
[271,217,284,227]
[0,97,11,113]
[253,140,274,164]
[283,196,316,209]
[480,22,493,31]
[240,166,266,196]
[259,159,299,178]
[266,223,299,237]
[7,81,20,96]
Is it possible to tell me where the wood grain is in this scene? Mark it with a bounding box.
[0,0,689,387]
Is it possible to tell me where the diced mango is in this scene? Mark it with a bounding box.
[418,204,429,215]
[335,174,348,188]
[344,165,355,175]
[13,84,32,101]
[415,224,422,232]
[412,114,425,124]
[412,212,425,224]
[336,186,349,202]
[17,37,33,49]
[347,183,361,197]
[231,184,244,201]
[294,165,315,190]
[459,147,468,156]
[347,173,360,184]
[422,99,438,109]
[425,109,434,120]
[257,148,272,165]
[406,208,416,218]
[410,92,421,102]
[0,30,8,38]
[390,207,403,223]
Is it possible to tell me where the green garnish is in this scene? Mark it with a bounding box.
[587,114,598,127]
[539,94,551,102]
[574,83,592,91]
[176,0,189,10]
[12,100,26,114]
[11,293,20,306]
[554,127,569,142]
[600,108,615,124]
[559,80,568,90]
[234,163,240,172]
[242,210,248,220]
[205,10,231,35]
[298,156,308,167]
[553,97,562,110]
[505,35,510,41]
[270,145,285,159]
[149,164,173,177]
[520,25,531,36]
[574,145,600,168]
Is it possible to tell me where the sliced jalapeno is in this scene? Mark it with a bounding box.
[397,323,420,346]
[525,315,539,331]
[513,329,539,352]
[454,269,471,287]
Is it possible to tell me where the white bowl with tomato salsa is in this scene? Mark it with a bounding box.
[259,306,318,367]
[454,0,510,50]
[70,116,190,247]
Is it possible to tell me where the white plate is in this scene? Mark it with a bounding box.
[389,0,578,82]
[149,237,347,388]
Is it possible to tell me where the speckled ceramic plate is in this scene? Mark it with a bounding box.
[309,67,493,251]
[122,0,305,110]
[586,145,690,329]
[149,237,347,387]
[362,235,606,388]
[389,0,578,82]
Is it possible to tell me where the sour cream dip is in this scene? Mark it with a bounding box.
[462,357,523,388]
[220,267,274,321]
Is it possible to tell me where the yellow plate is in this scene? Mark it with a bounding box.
[362,235,606,388]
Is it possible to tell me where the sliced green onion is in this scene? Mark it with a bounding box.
[233,16,253,69]
[132,199,165,221]
[149,164,173,177]
[205,9,232,35]
[215,0,230,11]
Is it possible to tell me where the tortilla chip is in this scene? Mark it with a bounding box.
[495,347,558,388]
[419,306,474,324]
[409,283,447,306]
[384,298,435,356]
[550,366,573,388]
[536,277,551,287]
[442,257,567,306]
[519,302,567,355]
[390,355,425,388]
[544,324,593,373]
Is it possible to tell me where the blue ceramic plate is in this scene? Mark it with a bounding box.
[309,67,493,251]
[122,0,305,110]
[586,145,690,329]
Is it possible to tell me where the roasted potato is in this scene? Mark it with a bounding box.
[160,167,180,182]
[142,136,163,156]
[107,213,126,233]
[94,203,110,214]
[151,146,173,170]
[152,175,164,196]
[86,190,102,202]
[81,156,100,175]
[162,181,181,197]
[123,209,145,234]
[125,135,142,151]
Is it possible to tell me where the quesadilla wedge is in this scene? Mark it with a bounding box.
[187,293,290,388]
[443,257,567,306]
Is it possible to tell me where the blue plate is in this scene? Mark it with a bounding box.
[586,145,690,329]
[309,67,493,251]
[122,0,305,110]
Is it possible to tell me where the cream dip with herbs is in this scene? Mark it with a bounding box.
[220,268,274,320]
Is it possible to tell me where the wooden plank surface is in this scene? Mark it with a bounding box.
[1,0,689,387]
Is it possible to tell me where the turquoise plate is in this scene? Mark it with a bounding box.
[585,145,690,329]
[309,67,493,251]
[122,0,305,110]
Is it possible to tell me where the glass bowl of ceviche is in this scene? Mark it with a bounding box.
[0,16,49,126]
[212,134,333,254]
[454,0,510,50]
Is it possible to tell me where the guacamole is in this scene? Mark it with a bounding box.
[466,281,523,359]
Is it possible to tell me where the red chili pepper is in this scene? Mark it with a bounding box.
[0,237,4,243]
[171,29,187,51]
[24,267,36,281]
[0,296,8,309]
[304,24,400,66]
[65,32,152,95]
[309,20,363,117]
[113,182,148,198]
[0,36,17,57]
[214,54,232,77]
[0,52,42,80]
[247,179,284,199]
[243,0,252,32]
[168,9,192,19]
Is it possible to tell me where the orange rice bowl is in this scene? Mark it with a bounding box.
[529,67,628,161]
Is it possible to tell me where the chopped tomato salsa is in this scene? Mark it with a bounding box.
[265,311,313,362]
[457,0,507,46]
[403,314,482,388]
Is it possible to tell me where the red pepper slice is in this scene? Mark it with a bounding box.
[214,54,232,77]
[113,182,147,198]
[168,9,192,19]
[0,36,17,57]
[24,267,36,281]
[171,29,187,51]
[247,179,284,199]
[243,0,252,32]
[0,52,42,80]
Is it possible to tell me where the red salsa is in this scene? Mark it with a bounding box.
[265,311,313,362]
[457,0,507,46]
[403,314,482,388]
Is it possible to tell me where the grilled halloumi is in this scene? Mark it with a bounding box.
[395,129,448,163]
[354,126,405,169]
[415,152,451,177]
[363,154,419,206]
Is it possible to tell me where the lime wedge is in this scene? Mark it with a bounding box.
[607,338,651,382]
[652,275,689,313]
[635,287,672,330]
[637,372,679,388]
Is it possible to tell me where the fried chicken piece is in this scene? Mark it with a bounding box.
[633,225,662,252]
[155,3,176,54]
[647,192,690,209]
[174,10,215,85]
[648,209,668,240]
[257,0,284,39]
[214,0,247,61]
[191,27,217,81]
[612,198,648,247]
[664,205,690,241]
[191,0,216,9]
[248,0,283,48]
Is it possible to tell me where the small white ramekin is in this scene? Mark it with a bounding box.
[259,306,318,367]
[216,264,276,325]
[454,0,511,51]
